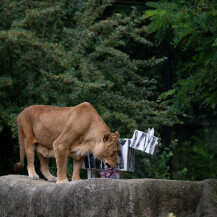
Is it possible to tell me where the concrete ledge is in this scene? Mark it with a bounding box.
[0,175,217,217]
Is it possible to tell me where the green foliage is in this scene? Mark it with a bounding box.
[145,0,217,116]
[156,89,176,103]
[0,0,177,177]
[0,0,175,135]
[124,139,187,180]
[173,126,217,181]
[144,0,217,181]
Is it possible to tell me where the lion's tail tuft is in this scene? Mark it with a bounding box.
[14,162,24,174]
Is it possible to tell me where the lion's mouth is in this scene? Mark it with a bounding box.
[105,162,112,169]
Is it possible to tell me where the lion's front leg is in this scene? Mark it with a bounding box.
[72,157,84,181]
[53,141,69,183]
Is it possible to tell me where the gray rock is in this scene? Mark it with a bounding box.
[0,175,216,217]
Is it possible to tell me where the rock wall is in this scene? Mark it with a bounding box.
[0,175,217,217]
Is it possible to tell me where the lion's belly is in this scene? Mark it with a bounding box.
[33,125,63,149]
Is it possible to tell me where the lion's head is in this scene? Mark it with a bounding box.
[94,131,121,168]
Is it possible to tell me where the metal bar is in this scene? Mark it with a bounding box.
[87,170,92,179]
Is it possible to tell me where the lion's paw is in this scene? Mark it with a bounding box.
[56,179,69,183]
[48,176,57,182]
[29,174,39,180]
[71,179,82,184]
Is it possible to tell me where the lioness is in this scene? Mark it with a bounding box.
[14,102,121,183]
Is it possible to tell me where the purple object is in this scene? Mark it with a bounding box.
[99,168,120,179]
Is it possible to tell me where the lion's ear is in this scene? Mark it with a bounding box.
[103,133,112,142]
[115,131,120,138]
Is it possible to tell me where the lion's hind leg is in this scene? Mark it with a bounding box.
[21,121,39,180]
[25,139,39,180]
[36,145,57,182]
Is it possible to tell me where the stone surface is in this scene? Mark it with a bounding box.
[0,175,217,217]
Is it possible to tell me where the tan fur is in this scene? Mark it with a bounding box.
[16,102,120,183]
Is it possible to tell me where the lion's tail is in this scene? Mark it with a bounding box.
[14,121,25,173]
